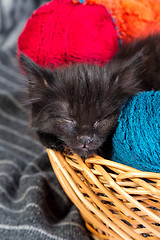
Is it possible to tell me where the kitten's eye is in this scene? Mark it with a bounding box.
[94,120,100,128]
[94,113,114,128]
[54,116,76,125]
[62,118,76,124]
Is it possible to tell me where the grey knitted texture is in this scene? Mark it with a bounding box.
[0,1,90,239]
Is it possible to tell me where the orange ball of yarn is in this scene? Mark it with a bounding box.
[75,0,160,43]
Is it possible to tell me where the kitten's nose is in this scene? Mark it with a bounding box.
[77,135,93,146]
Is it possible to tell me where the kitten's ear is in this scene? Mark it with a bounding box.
[19,53,49,87]
[115,49,144,96]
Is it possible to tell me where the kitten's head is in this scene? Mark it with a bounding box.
[20,52,143,158]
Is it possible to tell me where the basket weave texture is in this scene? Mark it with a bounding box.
[47,149,160,240]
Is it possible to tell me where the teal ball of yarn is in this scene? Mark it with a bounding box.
[112,91,160,173]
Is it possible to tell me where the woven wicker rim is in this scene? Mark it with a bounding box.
[47,149,160,240]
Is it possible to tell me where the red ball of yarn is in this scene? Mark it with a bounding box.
[17,0,119,68]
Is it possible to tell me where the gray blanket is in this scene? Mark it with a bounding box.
[0,1,90,239]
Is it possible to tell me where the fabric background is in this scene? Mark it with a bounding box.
[0,1,90,239]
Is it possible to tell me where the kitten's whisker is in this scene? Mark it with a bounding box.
[20,94,41,107]
[26,97,41,104]
[33,102,53,124]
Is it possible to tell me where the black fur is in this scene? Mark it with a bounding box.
[20,33,160,159]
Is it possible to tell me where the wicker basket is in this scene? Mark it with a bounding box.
[47,149,160,240]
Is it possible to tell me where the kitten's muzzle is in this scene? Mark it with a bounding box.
[77,135,93,147]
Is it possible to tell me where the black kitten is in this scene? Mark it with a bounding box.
[20,33,160,159]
